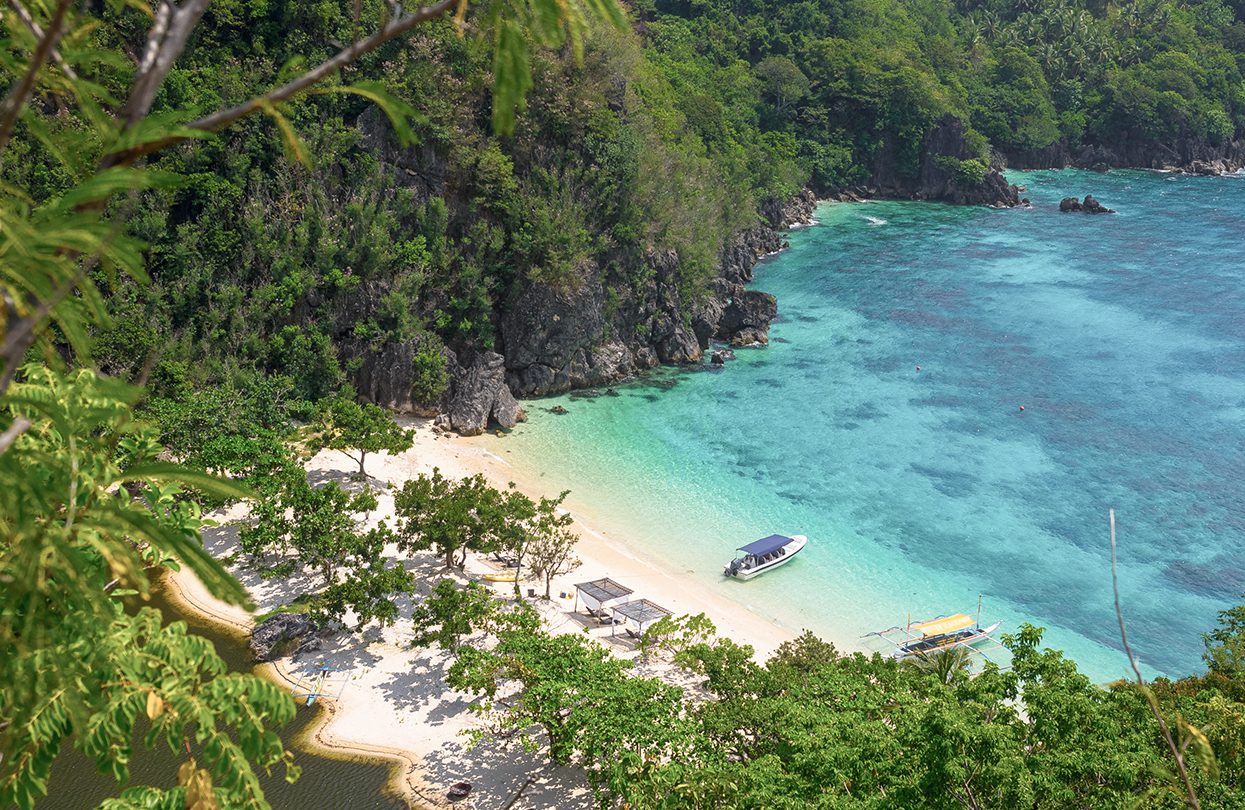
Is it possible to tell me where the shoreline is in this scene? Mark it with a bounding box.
[159,543,434,808]
[165,419,797,808]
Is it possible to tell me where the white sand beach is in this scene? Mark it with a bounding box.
[164,418,797,809]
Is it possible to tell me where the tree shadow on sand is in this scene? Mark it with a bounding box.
[419,736,594,810]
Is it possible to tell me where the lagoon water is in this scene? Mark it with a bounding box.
[37,585,402,809]
[499,170,1245,681]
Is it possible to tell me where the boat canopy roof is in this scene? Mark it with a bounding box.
[574,578,633,603]
[911,613,974,638]
[738,534,793,556]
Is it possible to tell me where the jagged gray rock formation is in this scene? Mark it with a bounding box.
[1002,135,1245,175]
[345,334,443,416]
[719,290,778,346]
[250,613,319,663]
[446,350,526,435]
[869,116,1021,207]
[496,190,817,402]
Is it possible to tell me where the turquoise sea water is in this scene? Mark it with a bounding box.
[497,169,1245,681]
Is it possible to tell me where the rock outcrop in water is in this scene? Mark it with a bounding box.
[719,290,779,346]
[251,613,320,663]
[1059,195,1115,214]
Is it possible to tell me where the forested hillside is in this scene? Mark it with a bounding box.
[6,0,1245,807]
[643,0,1245,193]
[17,0,1245,426]
[70,0,1245,430]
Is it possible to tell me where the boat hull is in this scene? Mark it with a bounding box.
[889,621,1002,659]
[727,535,807,580]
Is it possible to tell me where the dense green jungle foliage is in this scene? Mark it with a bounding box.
[7,0,1245,806]
[39,0,1243,411]
[642,0,1245,189]
[426,574,1245,809]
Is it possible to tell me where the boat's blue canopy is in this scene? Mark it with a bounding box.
[738,534,792,556]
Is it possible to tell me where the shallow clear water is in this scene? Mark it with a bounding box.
[38,585,403,809]
[497,170,1245,681]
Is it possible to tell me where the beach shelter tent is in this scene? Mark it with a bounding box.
[611,599,672,637]
[574,578,634,615]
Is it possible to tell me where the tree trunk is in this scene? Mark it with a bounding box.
[358,450,367,479]
[544,575,552,600]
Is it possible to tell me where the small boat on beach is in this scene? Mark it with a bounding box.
[724,534,807,580]
[866,612,1002,661]
[482,571,518,583]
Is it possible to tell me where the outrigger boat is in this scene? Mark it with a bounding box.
[291,663,350,707]
[866,610,1003,662]
[724,534,807,580]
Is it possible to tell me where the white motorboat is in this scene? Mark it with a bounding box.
[724,534,807,580]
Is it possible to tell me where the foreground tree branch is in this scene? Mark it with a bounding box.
[119,0,212,125]
[103,0,457,167]
[0,0,74,153]
[8,0,76,80]
[1110,509,1202,810]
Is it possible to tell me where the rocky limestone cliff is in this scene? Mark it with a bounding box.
[498,189,817,399]
[328,110,821,432]
[866,116,1021,207]
[1001,134,1245,175]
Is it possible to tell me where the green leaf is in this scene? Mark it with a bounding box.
[257,101,309,167]
[115,462,254,502]
[310,81,422,147]
[53,168,180,211]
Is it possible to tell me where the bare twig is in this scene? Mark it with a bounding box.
[1110,509,1201,809]
[119,0,212,126]
[103,0,457,167]
[8,0,77,79]
[0,416,32,456]
[0,256,98,397]
[134,2,172,77]
[0,0,74,154]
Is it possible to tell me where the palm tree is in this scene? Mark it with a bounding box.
[905,647,974,685]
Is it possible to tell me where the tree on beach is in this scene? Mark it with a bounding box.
[496,488,572,596]
[410,578,539,651]
[314,395,414,481]
[240,474,377,579]
[309,550,415,631]
[239,471,414,628]
[525,520,581,599]
[446,619,692,800]
[286,484,381,586]
[393,469,512,568]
